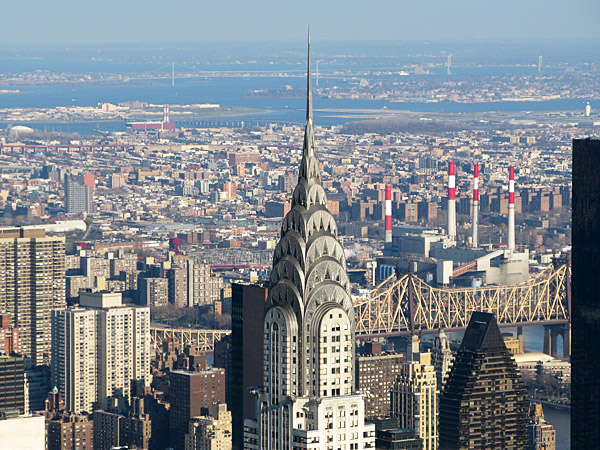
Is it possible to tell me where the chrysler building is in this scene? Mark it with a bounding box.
[244,34,375,450]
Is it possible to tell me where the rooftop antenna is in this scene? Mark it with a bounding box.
[447,54,452,75]
[538,56,542,73]
[172,61,175,86]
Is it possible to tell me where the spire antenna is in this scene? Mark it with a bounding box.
[307,26,313,122]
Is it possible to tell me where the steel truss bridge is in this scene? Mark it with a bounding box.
[354,264,570,338]
[150,327,230,353]
[150,264,570,351]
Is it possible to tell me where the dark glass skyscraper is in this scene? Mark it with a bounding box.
[439,312,527,450]
[571,138,600,448]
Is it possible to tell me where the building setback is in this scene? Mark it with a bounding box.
[439,311,527,450]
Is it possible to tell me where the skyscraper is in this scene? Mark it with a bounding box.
[0,226,65,366]
[390,350,438,450]
[230,282,267,450]
[51,291,150,414]
[65,174,93,215]
[439,312,527,450]
[243,34,375,450]
[571,138,600,447]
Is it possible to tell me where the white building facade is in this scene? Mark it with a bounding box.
[244,37,375,450]
[51,291,150,413]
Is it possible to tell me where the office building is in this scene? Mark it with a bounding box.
[355,341,403,419]
[0,227,65,365]
[439,312,527,450]
[185,402,232,450]
[65,173,93,215]
[51,291,150,414]
[571,138,600,448]
[244,37,375,450]
[169,368,226,450]
[230,282,267,449]
[0,354,25,413]
[391,350,438,450]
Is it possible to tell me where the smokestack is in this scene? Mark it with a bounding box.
[448,162,456,240]
[473,163,479,247]
[163,104,170,123]
[385,185,392,248]
[508,166,515,250]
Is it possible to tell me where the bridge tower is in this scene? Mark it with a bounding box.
[543,323,571,358]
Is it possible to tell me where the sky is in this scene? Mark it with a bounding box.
[2,0,599,44]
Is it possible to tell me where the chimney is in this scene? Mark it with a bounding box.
[163,104,170,123]
[508,166,515,250]
[473,163,479,247]
[448,162,456,240]
[385,185,392,248]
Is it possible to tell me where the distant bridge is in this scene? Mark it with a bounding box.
[150,327,230,353]
[150,264,570,355]
[354,264,570,338]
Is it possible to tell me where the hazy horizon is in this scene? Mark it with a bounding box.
[1,0,599,44]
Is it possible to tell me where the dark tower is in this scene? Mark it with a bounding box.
[439,312,527,450]
[572,138,600,448]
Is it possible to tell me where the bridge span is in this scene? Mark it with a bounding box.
[151,264,570,355]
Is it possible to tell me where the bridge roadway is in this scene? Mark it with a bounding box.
[151,264,570,352]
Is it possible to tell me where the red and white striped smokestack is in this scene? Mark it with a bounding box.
[448,162,456,240]
[472,163,479,247]
[508,166,515,250]
[385,185,392,248]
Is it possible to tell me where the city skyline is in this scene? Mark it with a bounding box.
[0,21,586,449]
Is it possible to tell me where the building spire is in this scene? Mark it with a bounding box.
[298,26,319,183]
[307,26,313,122]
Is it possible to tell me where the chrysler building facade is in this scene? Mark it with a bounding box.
[244,36,375,450]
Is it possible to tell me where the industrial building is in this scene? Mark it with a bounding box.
[380,163,530,287]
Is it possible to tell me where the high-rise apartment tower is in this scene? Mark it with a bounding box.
[0,226,65,365]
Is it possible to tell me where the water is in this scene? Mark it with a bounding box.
[0,74,596,134]
[544,407,570,450]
